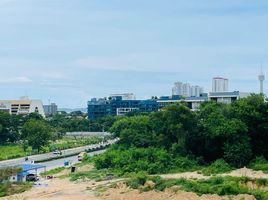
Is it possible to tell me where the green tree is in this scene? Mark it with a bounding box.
[150,103,198,155]
[0,111,20,144]
[193,101,251,165]
[223,136,252,167]
[22,119,52,152]
[110,115,153,148]
[230,94,268,158]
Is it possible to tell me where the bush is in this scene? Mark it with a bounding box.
[202,159,233,176]
[126,172,148,189]
[249,156,268,173]
[171,156,200,172]
[94,147,172,175]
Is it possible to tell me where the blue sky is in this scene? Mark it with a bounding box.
[0,0,267,108]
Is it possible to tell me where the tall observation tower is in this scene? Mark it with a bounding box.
[258,66,265,94]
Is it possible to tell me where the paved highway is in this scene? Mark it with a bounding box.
[0,138,119,168]
[27,149,107,174]
[42,149,106,171]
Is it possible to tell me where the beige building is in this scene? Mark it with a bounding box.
[0,97,45,117]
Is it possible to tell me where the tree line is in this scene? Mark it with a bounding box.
[0,111,116,152]
[95,94,268,173]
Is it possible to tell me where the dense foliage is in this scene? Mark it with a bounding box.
[95,95,268,173]
[94,147,199,174]
[22,119,53,152]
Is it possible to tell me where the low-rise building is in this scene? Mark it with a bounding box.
[0,97,45,117]
[88,91,251,119]
[87,95,158,119]
[157,95,208,111]
[209,91,251,104]
[88,94,209,119]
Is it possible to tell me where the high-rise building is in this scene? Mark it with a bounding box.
[212,77,229,92]
[172,82,183,96]
[191,85,203,97]
[172,82,203,97]
[182,83,191,97]
[0,96,45,117]
[43,103,58,116]
[258,69,265,94]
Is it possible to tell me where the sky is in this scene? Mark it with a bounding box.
[0,0,268,108]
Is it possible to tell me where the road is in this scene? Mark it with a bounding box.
[0,138,119,168]
[27,149,107,174]
[41,149,106,171]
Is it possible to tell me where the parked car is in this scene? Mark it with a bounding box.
[26,174,39,182]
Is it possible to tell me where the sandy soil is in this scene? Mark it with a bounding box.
[160,171,208,180]
[222,167,268,179]
[161,167,268,180]
[1,167,265,200]
[1,178,256,200]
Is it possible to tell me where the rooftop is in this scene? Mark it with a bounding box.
[17,164,46,172]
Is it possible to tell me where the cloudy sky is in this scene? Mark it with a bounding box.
[0,0,267,108]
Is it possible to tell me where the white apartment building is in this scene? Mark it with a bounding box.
[212,77,229,92]
[0,97,45,117]
[172,82,203,97]
[182,83,191,97]
[172,82,183,96]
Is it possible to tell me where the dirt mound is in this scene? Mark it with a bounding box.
[161,167,268,180]
[223,167,268,179]
[101,187,255,200]
[1,178,256,200]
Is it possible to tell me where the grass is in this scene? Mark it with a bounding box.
[0,182,32,197]
[69,169,110,182]
[126,174,268,200]
[40,167,66,177]
[0,145,33,161]
[48,136,103,151]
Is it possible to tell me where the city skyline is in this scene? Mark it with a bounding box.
[0,0,268,107]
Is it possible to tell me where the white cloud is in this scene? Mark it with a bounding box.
[0,76,33,83]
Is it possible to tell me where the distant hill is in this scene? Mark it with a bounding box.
[58,108,87,113]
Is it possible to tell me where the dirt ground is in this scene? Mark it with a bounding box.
[161,167,268,180]
[2,167,265,200]
[1,177,255,200]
